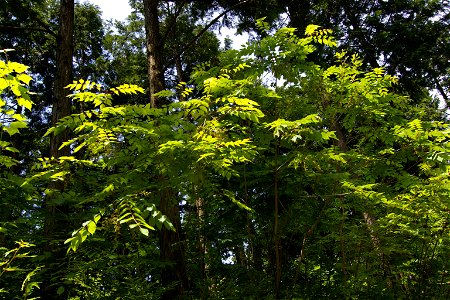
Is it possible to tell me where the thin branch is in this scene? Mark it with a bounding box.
[0,25,56,37]
[298,192,353,198]
[297,197,332,264]
[164,0,252,69]
[161,0,188,44]
[435,78,449,107]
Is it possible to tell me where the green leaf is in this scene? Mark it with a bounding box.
[17,73,32,85]
[0,78,8,90]
[8,62,28,73]
[86,221,96,235]
[4,267,24,272]
[305,24,320,36]
[5,146,19,153]
[73,141,86,153]
[64,237,74,245]
[139,228,149,236]
[56,286,65,295]
[4,121,27,135]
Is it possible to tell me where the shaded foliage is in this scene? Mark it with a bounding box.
[0,1,449,299]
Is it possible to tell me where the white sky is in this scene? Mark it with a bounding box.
[81,0,248,49]
[81,0,132,21]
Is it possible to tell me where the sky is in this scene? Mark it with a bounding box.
[82,0,132,21]
[81,0,249,49]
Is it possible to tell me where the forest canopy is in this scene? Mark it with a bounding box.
[0,0,449,299]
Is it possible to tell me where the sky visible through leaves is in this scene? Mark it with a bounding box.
[82,0,249,49]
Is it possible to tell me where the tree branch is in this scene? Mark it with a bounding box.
[435,78,449,108]
[164,0,251,69]
[12,1,58,38]
[0,25,56,37]
[160,0,188,44]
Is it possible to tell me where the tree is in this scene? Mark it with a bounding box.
[0,55,40,299]
[2,1,450,298]
[216,0,449,102]
[30,18,448,298]
[40,1,74,297]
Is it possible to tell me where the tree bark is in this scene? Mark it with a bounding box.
[143,1,188,297]
[175,54,187,101]
[143,0,165,108]
[331,111,395,289]
[41,0,74,298]
[434,78,449,108]
[50,3,73,160]
[274,141,281,298]
[196,196,208,299]
[159,188,188,299]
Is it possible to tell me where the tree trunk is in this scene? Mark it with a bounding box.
[243,165,263,272]
[159,188,188,299]
[236,244,248,268]
[331,113,395,289]
[175,54,187,102]
[143,1,188,297]
[273,141,281,298]
[143,0,165,108]
[196,196,209,299]
[50,1,73,160]
[41,0,74,298]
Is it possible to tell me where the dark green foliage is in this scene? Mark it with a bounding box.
[1,1,449,298]
[220,0,449,103]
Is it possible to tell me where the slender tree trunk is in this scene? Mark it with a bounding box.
[274,141,281,298]
[340,201,348,285]
[331,113,395,289]
[236,244,248,268]
[41,0,74,298]
[243,165,263,272]
[196,196,208,299]
[363,211,393,285]
[175,54,187,102]
[248,220,263,271]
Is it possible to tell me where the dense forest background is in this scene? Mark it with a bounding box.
[0,0,449,299]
